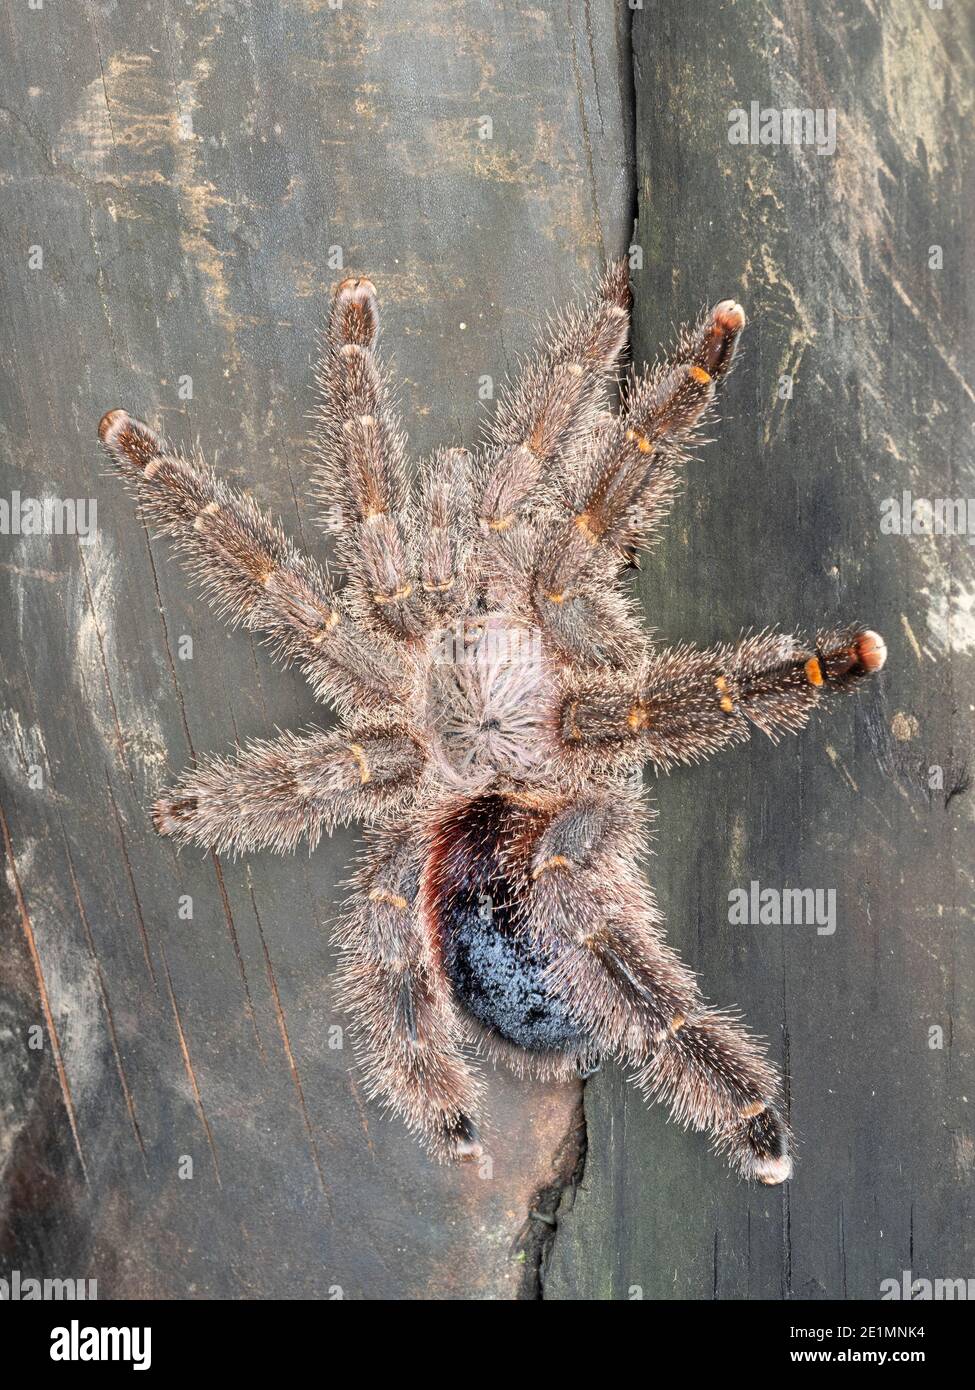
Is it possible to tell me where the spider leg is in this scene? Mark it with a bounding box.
[417,446,476,622]
[310,276,426,640]
[98,410,404,716]
[479,505,646,671]
[546,299,745,565]
[523,303,744,653]
[557,626,888,776]
[483,283,742,670]
[524,790,792,1183]
[153,726,424,855]
[478,260,630,532]
[530,541,646,670]
[335,828,485,1160]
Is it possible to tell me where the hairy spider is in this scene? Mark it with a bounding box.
[99,264,886,1183]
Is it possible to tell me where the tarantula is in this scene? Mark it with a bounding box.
[99,263,886,1184]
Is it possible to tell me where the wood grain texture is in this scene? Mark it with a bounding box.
[0,0,632,1299]
[545,0,974,1300]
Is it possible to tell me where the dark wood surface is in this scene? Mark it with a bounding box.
[546,0,974,1300]
[0,0,631,1300]
[1,0,971,1303]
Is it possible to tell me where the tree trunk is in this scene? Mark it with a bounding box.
[546,0,974,1300]
[0,0,631,1300]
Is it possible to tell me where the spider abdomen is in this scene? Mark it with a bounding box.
[425,795,583,1053]
[442,899,583,1052]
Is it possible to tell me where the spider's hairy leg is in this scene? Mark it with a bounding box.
[548,299,745,563]
[418,446,475,620]
[557,626,888,774]
[531,551,645,670]
[153,727,424,855]
[98,410,404,714]
[478,260,631,532]
[529,304,745,661]
[526,792,792,1183]
[335,829,485,1161]
[635,297,745,444]
[312,277,402,519]
[310,276,424,639]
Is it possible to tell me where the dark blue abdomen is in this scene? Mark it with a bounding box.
[432,796,583,1053]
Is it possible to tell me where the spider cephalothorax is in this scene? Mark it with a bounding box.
[100,263,886,1183]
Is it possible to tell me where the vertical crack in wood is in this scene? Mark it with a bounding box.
[0,803,90,1185]
[513,1095,588,1300]
[160,944,222,1187]
[105,772,157,986]
[536,0,639,1301]
[248,873,331,1209]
